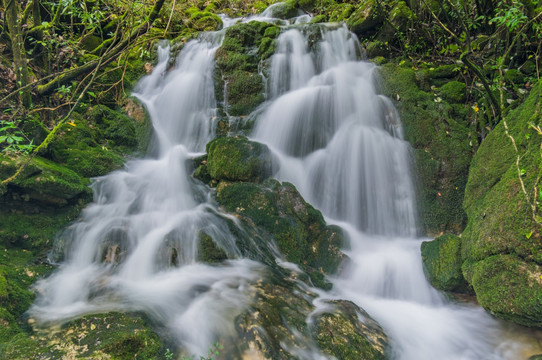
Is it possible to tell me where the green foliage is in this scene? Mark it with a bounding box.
[490,0,530,32]
[0,120,36,154]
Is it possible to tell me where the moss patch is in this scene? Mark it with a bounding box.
[215,21,278,116]
[216,179,344,288]
[421,234,470,292]
[461,83,542,265]
[46,105,143,178]
[470,255,542,327]
[379,63,472,235]
[206,135,274,182]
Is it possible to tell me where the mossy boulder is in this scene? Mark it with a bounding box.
[186,7,223,31]
[313,300,388,359]
[439,81,466,103]
[215,21,279,116]
[346,0,385,37]
[461,83,542,265]
[206,135,275,182]
[46,105,143,178]
[421,234,470,292]
[262,0,300,19]
[469,255,542,327]
[0,153,90,208]
[1,312,165,360]
[379,63,473,235]
[234,281,388,359]
[216,179,344,288]
[456,82,542,326]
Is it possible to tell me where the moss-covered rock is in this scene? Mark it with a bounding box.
[46,105,144,178]
[215,21,278,116]
[1,312,166,360]
[379,63,473,235]
[469,255,542,327]
[216,179,344,288]
[234,281,388,359]
[439,81,466,103]
[461,83,542,265]
[452,82,542,326]
[313,300,388,359]
[346,0,385,37]
[0,153,90,208]
[198,232,228,263]
[263,0,300,19]
[206,135,274,182]
[421,234,470,292]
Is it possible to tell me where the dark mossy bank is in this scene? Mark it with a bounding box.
[422,83,542,327]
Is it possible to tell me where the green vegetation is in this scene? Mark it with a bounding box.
[206,135,274,182]
[421,234,470,292]
[379,63,472,235]
[215,21,280,116]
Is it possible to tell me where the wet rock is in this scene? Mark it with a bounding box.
[206,135,275,183]
[421,234,470,292]
[216,179,345,289]
[234,281,388,359]
[468,255,542,327]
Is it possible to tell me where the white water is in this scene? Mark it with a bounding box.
[253,25,535,360]
[29,7,537,360]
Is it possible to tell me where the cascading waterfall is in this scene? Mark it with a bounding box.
[29,5,536,359]
[253,24,533,360]
[30,26,265,357]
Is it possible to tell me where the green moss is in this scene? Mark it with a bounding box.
[215,21,275,117]
[1,311,166,360]
[461,83,542,265]
[265,0,299,19]
[206,136,274,182]
[470,255,542,327]
[379,64,472,235]
[505,69,526,85]
[346,0,384,36]
[188,9,223,31]
[1,153,91,209]
[227,71,265,116]
[428,64,458,79]
[421,234,470,292]
[46,105,140,178]
[439,81,466,103]
[216,179,344,288]
[314,301,388,360]
[198,232,228,263]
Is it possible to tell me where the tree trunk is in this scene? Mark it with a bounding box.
[4,0,32,107]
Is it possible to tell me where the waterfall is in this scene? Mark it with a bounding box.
[29,6,534,360]
[253,25,531,360]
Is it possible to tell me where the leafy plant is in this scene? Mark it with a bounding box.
[0,120,36,154]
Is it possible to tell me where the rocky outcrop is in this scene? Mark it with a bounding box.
[379,63,472,236]
[190,134,389,357]
[421,234,470,292]
[422,83,542,327]
[215,21,280,117]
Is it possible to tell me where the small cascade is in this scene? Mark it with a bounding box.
[30,29,264,357]
[254,26,417,236]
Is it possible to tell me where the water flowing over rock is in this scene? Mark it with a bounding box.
[24,3,537,360]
